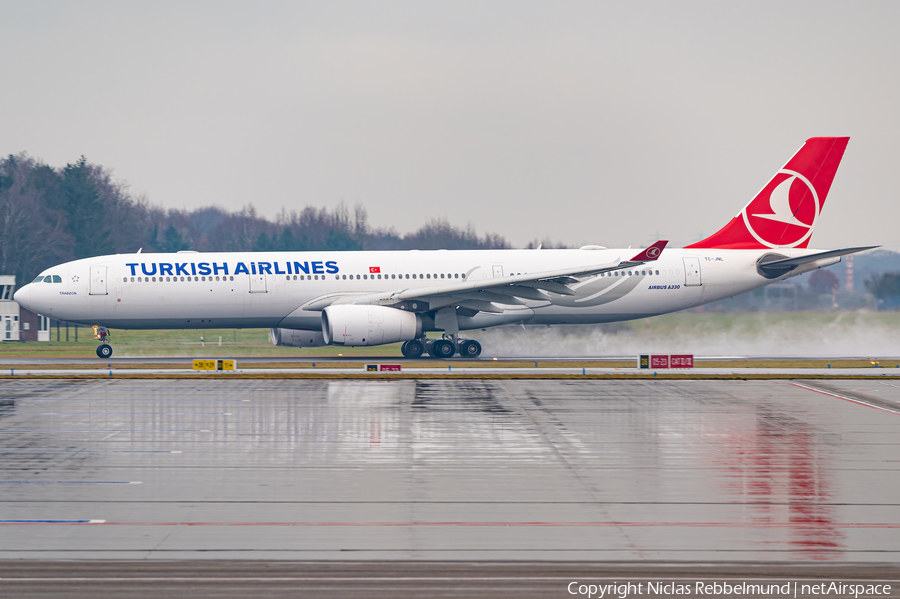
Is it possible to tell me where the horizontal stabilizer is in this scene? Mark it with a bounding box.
[760,246,878,269]
[757,246,878,278]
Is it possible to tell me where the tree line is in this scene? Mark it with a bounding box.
[0,153,545,284]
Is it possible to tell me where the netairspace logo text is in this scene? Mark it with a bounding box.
[566,581,892,598]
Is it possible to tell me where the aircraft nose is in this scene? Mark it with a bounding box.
[13,284,34,311]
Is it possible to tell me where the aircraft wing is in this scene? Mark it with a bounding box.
[301,240,668,314]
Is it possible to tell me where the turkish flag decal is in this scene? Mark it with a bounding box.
[369,267,381,273]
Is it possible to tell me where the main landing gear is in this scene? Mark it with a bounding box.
[400,337,482,359]
[94,326,113,358]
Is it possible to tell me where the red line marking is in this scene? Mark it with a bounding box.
[791,383,900,415]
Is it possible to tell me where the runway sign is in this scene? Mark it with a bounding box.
[651,355,669,369]
[670,355,694,368]
[638,354,694,369]
[193,359,237,371]
[366,364,402,372]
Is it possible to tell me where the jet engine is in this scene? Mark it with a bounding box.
[270,328,328,347]
[322,305,421,346]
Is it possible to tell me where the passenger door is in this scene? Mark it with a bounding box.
[89,266,108,295]
[249,273,267,293]
[683,257,702,286]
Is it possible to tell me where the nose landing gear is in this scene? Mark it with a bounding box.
[93,326,113,358]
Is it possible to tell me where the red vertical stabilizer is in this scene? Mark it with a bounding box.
[686,137,849,249]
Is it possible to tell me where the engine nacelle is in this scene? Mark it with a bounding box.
[322,305,420,346]
[270,328,328,347]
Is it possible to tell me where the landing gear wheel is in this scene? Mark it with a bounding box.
[458,339,482,358]
[402,339,426,359]
[96,344,113,359]
[429,339,456,358]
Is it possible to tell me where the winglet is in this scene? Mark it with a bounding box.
[629,240,668,262]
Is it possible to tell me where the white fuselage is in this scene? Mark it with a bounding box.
[14,247,834,333]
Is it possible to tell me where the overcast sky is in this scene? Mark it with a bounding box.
[2,1,898,250]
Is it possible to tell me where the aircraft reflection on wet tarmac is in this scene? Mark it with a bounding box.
[0,379,899,561]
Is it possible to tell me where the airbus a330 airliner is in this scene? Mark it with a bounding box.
[14,137,874,359]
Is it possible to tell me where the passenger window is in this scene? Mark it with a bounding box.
[405,274,409,279]
[363,274,367,280]
[412,274,416,279]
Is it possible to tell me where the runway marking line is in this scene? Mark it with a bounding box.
[0,521,897,528]
[0,450,180,454]
[791,382,900,415]
[0,520,105,524]
[0,481,140,485]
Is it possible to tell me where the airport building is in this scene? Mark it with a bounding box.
[0,275,50,342]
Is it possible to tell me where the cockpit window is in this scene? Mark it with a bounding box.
[52,275,62,283]
[43,276,53,283]
[32,276,45,283]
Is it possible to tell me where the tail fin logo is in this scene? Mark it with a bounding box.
[742,169,819,248]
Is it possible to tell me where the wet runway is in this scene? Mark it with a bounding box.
[6,366,900,378]
[1,378,899,562]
